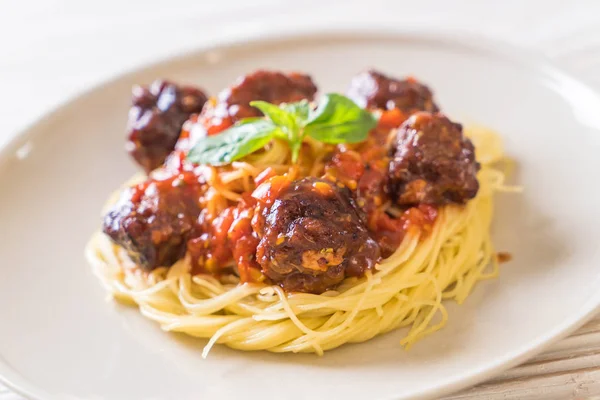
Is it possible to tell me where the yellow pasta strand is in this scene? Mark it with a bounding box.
[85,127,510,356]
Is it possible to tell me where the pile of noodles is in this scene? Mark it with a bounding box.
[86,127,515,356]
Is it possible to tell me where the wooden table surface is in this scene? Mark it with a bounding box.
[446,315,600,399]
[3,0,600,398]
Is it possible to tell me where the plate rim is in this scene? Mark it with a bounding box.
[2,25,600,400]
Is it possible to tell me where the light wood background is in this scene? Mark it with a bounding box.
[2,0,600,398]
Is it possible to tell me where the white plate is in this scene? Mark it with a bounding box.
[2,27,600,400]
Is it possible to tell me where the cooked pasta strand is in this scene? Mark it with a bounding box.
[86,127,509,355]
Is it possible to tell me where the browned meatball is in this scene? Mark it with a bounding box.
[347,70,439,113]
[127,80,208,173]
[201,70,317,134]
[255,177,380,294]
[388,112,479,205]
[102,172,203,270]
[223,70,317,118]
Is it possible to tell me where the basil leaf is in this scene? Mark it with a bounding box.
[305,93,378,144]
[186,120,277,165]
[250,100,306,162]
[282,99,310,122]
[236,116,266,125]
[250,101,298,134]
[186,94,377,166]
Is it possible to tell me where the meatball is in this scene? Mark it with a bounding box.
[255,177,380,294]
[201,70,317,134]
[388,112,479,205]
[347,69,439,113]
[126,80,208,173]
[103,172,203,270]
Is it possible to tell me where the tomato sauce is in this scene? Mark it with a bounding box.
[176,110,438,280]
[324,109,438,256]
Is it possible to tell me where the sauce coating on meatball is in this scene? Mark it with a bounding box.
[347,69,439,113]
[103,171,204,270]
[254,177,380,294]
[388,112,479,205]
[126,80,208,173]
[200,70,317,135]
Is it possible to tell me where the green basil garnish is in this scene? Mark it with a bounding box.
[187,93,378,165]
[186,120,278,165]
[305,94,378,144]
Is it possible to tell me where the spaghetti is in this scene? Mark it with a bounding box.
[86,125,510,356]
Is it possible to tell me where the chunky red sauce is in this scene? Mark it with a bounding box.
[187,175,292,282]
[101,70,468,295]
[187,197,263,281]
[324,109,438,256]
[162,108,438,280]
[130,167,199,204]
[496,252,512,263]
[198,98,235,136]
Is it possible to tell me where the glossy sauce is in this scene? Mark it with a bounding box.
[187,175,293,282]
[496,252,512,263]
[104,70,460,295]
[143,109,438,282]
[324,108,438,256]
